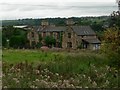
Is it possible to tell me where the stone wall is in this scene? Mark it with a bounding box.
[27,30,39,47]
[62,26,78,49]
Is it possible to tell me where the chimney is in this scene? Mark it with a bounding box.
[66,19,75,26]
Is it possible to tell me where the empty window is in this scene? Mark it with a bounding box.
[56,32,60,39]
[67,42,72,48]
[43,32,46,37]
[31,32,34,38]
[50,32,53,36]
[68,33,71,38]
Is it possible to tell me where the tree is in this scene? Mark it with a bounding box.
[10,35,27,48]
[44,36,56,47]
[102,26,120,68]
[2,26,27,48]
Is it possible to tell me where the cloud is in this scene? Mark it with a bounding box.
[0,1,118,20]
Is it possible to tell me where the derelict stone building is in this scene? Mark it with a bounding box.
[27,19,100,50]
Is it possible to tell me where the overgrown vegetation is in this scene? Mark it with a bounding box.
[2,26,28,48]
[2,15,120,88]
[2,49,119,88]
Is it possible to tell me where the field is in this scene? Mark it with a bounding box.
[2,49,119,88]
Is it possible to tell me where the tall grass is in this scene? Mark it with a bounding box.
[2,49,119,88]
[3,49,109,74]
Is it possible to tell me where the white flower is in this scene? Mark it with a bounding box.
[94,70,97,73]
[106,65,110,70]
[55,73,59,76]
[85,86,88,88]
[3,86,7,88]
[92,81,97,87]
[16,80,20,84]
[13,78,17,81]
[35,79,39,82]
[47,76,50,79]
[83,74,86,78]
[105,80,109,85]
[52,84,58,88]
[88,77,92,82]
[35,70,40,74]
[30,85,35,88]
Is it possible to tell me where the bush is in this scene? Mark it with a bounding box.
[102,26,120,69]
[44,36,56,47]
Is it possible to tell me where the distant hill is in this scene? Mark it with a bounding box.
[2,16,110,26]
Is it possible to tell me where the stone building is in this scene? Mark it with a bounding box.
[27,19,100,50]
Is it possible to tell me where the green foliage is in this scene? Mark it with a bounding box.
[2,26,27,48]
[44,36,56,47]
[2,50,119,88]
[9,36,27,48]
[36,42,42,48]
[102,26,120,68]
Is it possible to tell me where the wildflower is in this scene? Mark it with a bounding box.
[58,80,62,84]
[66,83,71,88]
[40,80,48,85]
[17,69,21,72]
[55,73,59,76]
[70,77,74,80]
[3,86,7,88]
[13,78,17,81]
[83,74,86,78]
[92,81,97,87]
[45,78,48,81]
[16,80,20,84]
[44,68,48,72]
[52,84,58,88]
[88,77,92,82]
[47,76,50,79]
[76,86,82,88]
[115,70,118,73]
[106,65,110,71]
[35,70,40,75]
[85,86,88,88]
[94,70,97,73]
[41,70,44,73]
[33,81,35,83]
[70,84,74,88]
[40,75,43,78]
[105,80,109,85]
[60,75,63,78]
[63,80,69,84]
[35,79,39,82]
[27,72,30,74]
[30,85,35,88]
[10,67,14,71]
[8,73,11,76]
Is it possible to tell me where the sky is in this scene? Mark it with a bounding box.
[0,0,118,20]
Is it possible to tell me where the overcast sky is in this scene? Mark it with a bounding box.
[0,0,118,20]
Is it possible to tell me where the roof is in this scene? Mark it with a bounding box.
[72,26,96,36]
[33,26,41,31]
[33,25,96,36]
[83,38,101,44]
[39,26,66,32]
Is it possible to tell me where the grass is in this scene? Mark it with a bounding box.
[2,49,108,74]
[2,49,119,88]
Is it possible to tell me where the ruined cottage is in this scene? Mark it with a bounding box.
[27,19,100,50]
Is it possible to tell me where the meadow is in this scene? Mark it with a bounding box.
[2,49,119,88]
